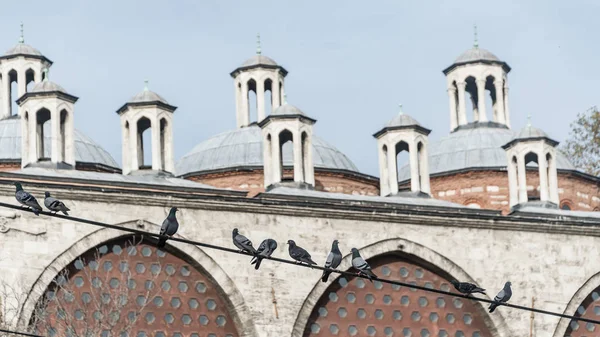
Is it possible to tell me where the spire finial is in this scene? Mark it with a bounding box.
[398,104,404,115]
[19,22,24,44]
[527,113,532,128]
[283,93,287,104]
[256,33,262,55]
[43,68,49,81]
[473,24,478,48]
[143,80,149,91]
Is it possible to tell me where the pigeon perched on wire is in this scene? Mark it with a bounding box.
[351,248,377,281]
[157,207,179,248]
[251,238,278,270]
[287,240,317,265]
[232,228,257,255]
[14,182,42,216]
[44,192,70,215]
[321,239,342,282]
[451,279,486,295]
[488,281,512,313]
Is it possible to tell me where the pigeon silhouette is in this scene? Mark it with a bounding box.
[351,248,377,281]
[232,228,257,254]
[251,239,278,270]
[157,207,179,248]
[322,240,342,282]
[44,192,70,215]
[288,240,317,265]
[14,182,42,216]
[489,281,512,313]
[451,280,486,295]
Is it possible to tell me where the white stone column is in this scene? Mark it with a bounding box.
[129,120,139,173]
[34,69,41,83]
[447,87,458,131]
[263,133,273,187]
[65,110,75,166]
[121,119,130,174]
[507,156,519,207]
[386,143,399,195]
[409,141,420,192]
[271,132,282,185]
[292,131,303,182]
[17,71,26,102]
[504,85,511,128]
[272,78,281,110]
[494,80,506,125]
[151,117,161,171]
[241,81,249,127]
[538,152,549,201]
[456,82,468,126]
[50,109,62,163]
[548,153,559,203]
[378,144,390,196]
[256,80,265,122]
[2,72,11,119]
[476,79,488,122]
[166,117,174,173]
[304,132,315,186]
[20,108,29,167]
[419,143,431,194]
[29,111,38,164]
[517,155,528,203]
[234,80,242,128]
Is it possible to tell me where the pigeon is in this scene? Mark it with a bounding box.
[287,240,317,265]
[321,239,342,282]
[44,192,70,215]
[232,228,257,254]
[14,182,42,216]
[488,281,512,313]
[251,238,278,270]
[157,207,179,248]
[451,279,486,295]
[351,248,377,281]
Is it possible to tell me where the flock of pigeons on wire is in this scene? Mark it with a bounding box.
[12,182,513,313]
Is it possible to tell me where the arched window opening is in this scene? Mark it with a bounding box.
[137,117,152,169]
[264,79,273,117]
[464,76,477,122]
[524,152,539,201]
[484,75,496,122]
[395,141,409,187]
[560,201,572,210]
[159,118,168,170]
[36,108,51,160]
[466,202,481,209]
[279,130,294,181]
[563,284,600,336]
[59,110,68,161]
[452,81,459,122]
[8,70,18,117]
[301,132,309,181]
[26,68,36,93]
[247,79,257,124]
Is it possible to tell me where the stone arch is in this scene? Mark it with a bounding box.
[552,271,600,337]
[247,78,258,123]
[136,116,152,169]
[8,69,18,116]
[524,151,540,200]
[25,68,36,92]
[19,221,256,337]
[35,107,52,160]
[264,78,273,116]
[464,198,483,209]
[159,117,169,170]
[464,76,478,122]
[292,238,509,337]
[279,129,294,181]
[560,199,574,211]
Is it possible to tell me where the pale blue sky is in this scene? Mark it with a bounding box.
[1,1,598,176]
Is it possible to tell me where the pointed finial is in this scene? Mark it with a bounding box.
[256,33,262,55]
[283,93,287,104]
[527,113,532,128]
[43,68,49,81]
[473,24,478,48]
[143,80,149,91]
[398,104,404,115]
[19,22,24,44]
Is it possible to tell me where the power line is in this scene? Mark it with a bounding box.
[0,327,43,337]
[0,202,597,326]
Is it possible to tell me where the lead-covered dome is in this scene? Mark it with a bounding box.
[176,125,358,176]
[454,47,500,64]
[29,80,67,94]
[0,116,119,169]
[398,125,574,180]
[240,55,278,67]
[4,43,43,57]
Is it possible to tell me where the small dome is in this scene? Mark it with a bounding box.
[454,47,500,64]
[4,43,43,57]
[386,113,421,128]
[129,89,169,105]
[176,125,359,176]
[240,55,278,67]
[272,103,305,116]
[515,125,548,140]
[30,80,67,94]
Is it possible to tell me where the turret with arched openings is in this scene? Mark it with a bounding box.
[116,81,177,175]
[258,99,316,190]
[502,118,559,207]
[17,68,78,168]
[0,23,52,119]
[373,105,431,197]
[443,26,511,131]
[230,34,287,127]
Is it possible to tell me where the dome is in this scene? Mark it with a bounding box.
[129,89,169,105]
[30,80,67,94]
[385,113,421,128]
[272,103,305,116]
[240,55,278,67]
[176,125,359,176]
[0,116,119,169]
[454,47,500,64]
[398,125,574,180]
[4,43,43,57]
[515,125,549,140]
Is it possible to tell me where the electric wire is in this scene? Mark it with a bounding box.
[0,327,43,337]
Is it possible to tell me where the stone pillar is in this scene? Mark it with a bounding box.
[129,119,139,173]
[234,81,242,128]
[50,108,61,163]
[504,86,511,128]
[2,72,11,119]
[166,117,174,173]
[272,78,281,110]
[34,69,41,83]
[419,143,431,194]
[263,133,272,187]
[507,156,519,207]
[387,143,399,195]
[271,132,282,185]
[292,131,303,182]
[538,153,549,201]
[476,79,488,122]
[447,87,458,131]
[256,80,265,122]
[548,154,559,204]
[17,71,26,102]
[494,80,506,125]
[121,119,130,174]
[151,117,161,170]
[517,156,528,203]
[409,141,420,192]
[304,133,315,186]
[456,82,468,126]
[28,111,37,163]
[241,81,249,127]
[378,144,390,196]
